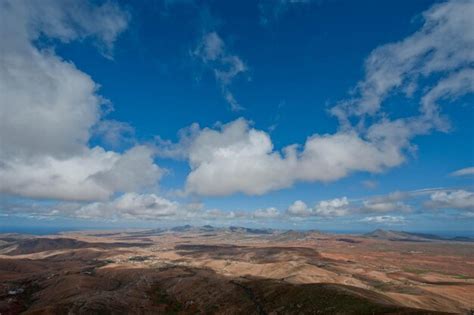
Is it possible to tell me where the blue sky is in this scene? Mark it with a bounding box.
[1,0,473,234]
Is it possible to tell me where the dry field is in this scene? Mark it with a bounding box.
[1,227,473,314]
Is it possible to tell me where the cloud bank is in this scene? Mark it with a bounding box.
[3,188,472,223]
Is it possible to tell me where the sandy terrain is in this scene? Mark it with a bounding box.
[0,227,473,314]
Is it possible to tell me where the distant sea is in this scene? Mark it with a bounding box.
[0,226,83,235]
[1,226,473,238]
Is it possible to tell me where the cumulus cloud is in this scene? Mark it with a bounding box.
[153,123,201,159]
[358,188,474,214]
[184,119,296,195]
[193,32,247,111]
[75,193,181,220]
[285,189,456,219]
[1,194,255,222]
[1,146,162,201]
[4,187,471,222]
[288,200,312,217]
[313,197,350,217]
[0,0,162,202]
[360,191,412,213]
[287,197,350,217]
[161,1,474,197]
[425,190,474,211]
[253,207,280,218]
[450,167,474,177]
[179,118,408,196]
[360,216,406,225]
[93,120,135,149]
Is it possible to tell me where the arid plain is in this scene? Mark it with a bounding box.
[1,226,473,314]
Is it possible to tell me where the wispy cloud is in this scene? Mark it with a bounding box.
[258,0,313,27]
[450,167,474,177]
[332,0,474,124]
[192,32,248,111]
[160,0,474,197]
[361,180,378,189]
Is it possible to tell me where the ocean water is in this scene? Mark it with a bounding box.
[1,225,473,238]
[0,226,82,235]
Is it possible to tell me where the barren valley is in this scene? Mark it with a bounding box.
[1,227,473,314]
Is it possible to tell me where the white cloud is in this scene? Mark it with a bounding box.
[193,32,247,111]
[1,146,162,201]
[253,207,280,218]
[1,194,253,222]
[75,193,181,220]
[332,0,474,122]
[55,196,266,221]
[176,0,474,197]
[356,188,474,215]
[93,120,135,149]
[285,190,419,219]
[426,190,474,211]
[450,167,474,177]
[360,216,406,225]
[196,32,225,60]
[184,119,296,196]
[421,68,474,129]
[287,197,350,217]
[298,131,406,181]
[360,192,412,213]
[4,187,472,222]
[181,118,408,196]
[313,197,350,217]
[324,0,474,188]
[0,0,129,58]
[288,200,312,216]
[154,123,200,159]
[0,0,162,202]
[1,45,100,159]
